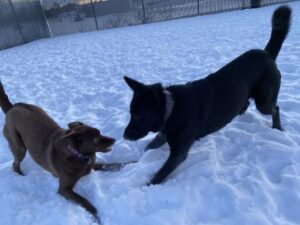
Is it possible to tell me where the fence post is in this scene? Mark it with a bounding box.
[141,0,146,23]
[197,0,200,15]
[91,0,99,30]
[250,0,261,8]
[8,0,25,43]
[38,0,52,37]
[168,0,172,19]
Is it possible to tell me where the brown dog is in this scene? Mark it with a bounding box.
[0,81,117,221]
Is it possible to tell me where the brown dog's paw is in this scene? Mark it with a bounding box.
[86,204,97,215]
[94,162,137,172]
[13,162,24,176]
[92,214,101,224]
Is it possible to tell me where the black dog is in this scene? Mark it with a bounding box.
[123,6,291,185]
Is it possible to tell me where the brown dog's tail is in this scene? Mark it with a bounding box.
[0,81,13,114]
[265,6,291,61]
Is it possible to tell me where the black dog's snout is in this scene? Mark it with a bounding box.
[123,128,131,140]
[123,128,136,140]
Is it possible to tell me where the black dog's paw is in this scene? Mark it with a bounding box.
[272,124,283,131]
[149,177,162,186]
[147,181,158,186]
[272,106,283,131]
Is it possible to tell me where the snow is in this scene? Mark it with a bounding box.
[0,2,300,225]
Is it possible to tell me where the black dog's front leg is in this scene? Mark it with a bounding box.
[150,137,192,185]
[145,132,167,150]
[150,152,188,185]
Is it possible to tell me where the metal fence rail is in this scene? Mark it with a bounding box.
[0,0,297,50]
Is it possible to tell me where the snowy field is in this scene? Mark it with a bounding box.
[0,2,300,225]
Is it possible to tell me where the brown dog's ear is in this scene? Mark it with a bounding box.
[68,121,84,129]
[60,131,76,139]
[60,130,79,139]
[124,76,145,92]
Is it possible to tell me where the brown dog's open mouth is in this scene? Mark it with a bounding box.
[99,137,115,152]
[100,146,113,152]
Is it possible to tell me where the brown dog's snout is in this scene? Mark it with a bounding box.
[102,136,116,145]
[95,135,115,152]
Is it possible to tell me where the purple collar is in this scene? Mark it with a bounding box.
[67,145,92,165]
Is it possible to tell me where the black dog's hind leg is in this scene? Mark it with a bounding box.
[254,63,282,131]
[272,106,282,130]
[145,132,167,150]
[256,101,282,131]
[239,100,250,115]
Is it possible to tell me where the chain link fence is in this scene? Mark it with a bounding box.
[0,0,297,50]
[0,0,49,49]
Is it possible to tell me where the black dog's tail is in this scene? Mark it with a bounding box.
[265,5,291,60]
[0,81,13,114]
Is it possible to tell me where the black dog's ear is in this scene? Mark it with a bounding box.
[124,76,145,92]
[68,121,84,129]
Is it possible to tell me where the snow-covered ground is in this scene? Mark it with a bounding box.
[0,2,300,225]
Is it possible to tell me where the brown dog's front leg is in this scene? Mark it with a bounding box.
[94,162,136,172]
[58,177,99,221]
